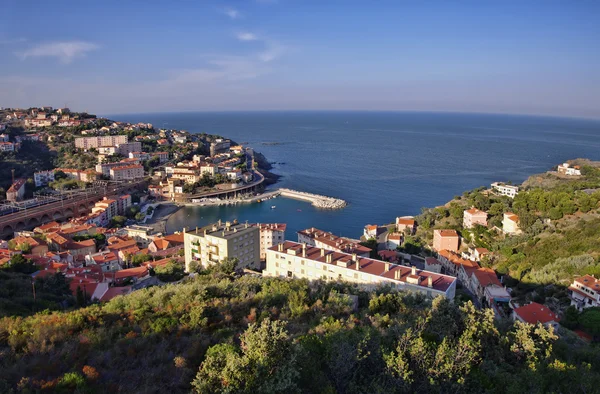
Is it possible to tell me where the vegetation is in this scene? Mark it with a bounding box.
[0,140,54,189]
[0,273,598,393]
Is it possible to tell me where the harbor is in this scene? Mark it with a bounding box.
[187,188,347,210]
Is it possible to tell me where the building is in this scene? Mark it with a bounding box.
[433,229,460,252]
[557,163,582,176]
[172,167,201,184]
[386,233,402,250]
[183,220,260,272]
[95,158,141,177]
[513,302,560,330]
[298,228,371,257]
[34,170,55,187]
[55,168,97,183]
[264,241,457,300]
[153,151,169,163]
[11,235,48,256]
[396,217,416,234]
[210,139,231,156]
[253,223,287,260]
[437,249,478,277]
[124,225,154,246]
[568,275,600,311]
[502,212,521,234]
[117,194,132,215]
[6,179,26,202]
[470,268,510,306]
[424,257,442,273]
[463,208,488,229]
[92,198,118,220]
[0,141,16,152]
[75,135,128,149]
[491,182,519,199]
[109,164,144,181]
[148,233,185,253]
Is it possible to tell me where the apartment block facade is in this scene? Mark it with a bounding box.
[264,241,456,299]
[75,135,128,149]
[184,220,260,272]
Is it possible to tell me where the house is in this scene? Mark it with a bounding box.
[396,217,416,234]
[11,235,48,256]
[568,275,600,311]
[513,302,560,331]
[386,233,402,250]
[502,213,521,234]
[463,208,488,229]
[557,163,581,176]
[34,170,55,187]
[85,251,121,272]
[433,229,460,252]
[153,151,169,163]
[6,179,26,202]
[113,266,150,285]
[378,250,399,263]
[424,257,442,273]
[470,268,510,307]
[471,247,490,261]
[117,194,132,215]
[437,249,478,277]
[491,182,519,199]
[98,286,132,302]
[148,233,185,253]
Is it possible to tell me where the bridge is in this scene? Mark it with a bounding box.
[0,180,146,239]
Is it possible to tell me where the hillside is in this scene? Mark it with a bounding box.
[0,271,598,393]
[414,161,600,306]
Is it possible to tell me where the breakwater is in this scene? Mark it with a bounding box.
[278,188,347,209]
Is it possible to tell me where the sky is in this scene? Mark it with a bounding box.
[1,0,599,118]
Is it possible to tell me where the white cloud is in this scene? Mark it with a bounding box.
[223,7,241,19]
[258,42,285,62]
[17,41,99,64]
[237,32,258,41]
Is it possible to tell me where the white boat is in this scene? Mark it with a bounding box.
[271,205,276,209]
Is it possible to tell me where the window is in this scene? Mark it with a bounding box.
[301,269,305,274]
[287,271,293,278]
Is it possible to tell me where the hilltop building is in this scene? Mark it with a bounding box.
[502,213,521,234]
[463,208,488,229]
[491,182,519,199]
[253,223,287,260]
[568,275,600,311]
[433,229,460,252]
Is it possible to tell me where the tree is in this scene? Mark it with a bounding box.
[579,308,600,338]
[155,261,184,282]
[110,215,127,228]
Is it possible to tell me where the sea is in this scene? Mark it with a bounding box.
[108,111,600,240]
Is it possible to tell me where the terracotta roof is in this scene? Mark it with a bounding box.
[434,229,459,237]
[505,212,519,222]
[271,241,456,292]
[574,275,600,292]
[35,221,61,232]
[465,207,487,216]
[114,266,148,280]
[99,286,132,302]
[162,233,184,244]
[396,218,416,226]
[12,235,46,248]
[514,302,559,325]
[473,268,501,287]
[425,257,441,265]
[253,223,287,232]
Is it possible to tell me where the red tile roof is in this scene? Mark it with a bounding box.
[574,275,600,292]
[99,286,132,302]
[514,302,559,325]
[435,229,459,237]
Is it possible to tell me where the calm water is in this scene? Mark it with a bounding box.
[108,111,600,239]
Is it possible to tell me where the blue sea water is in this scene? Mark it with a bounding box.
[108,111,600,239]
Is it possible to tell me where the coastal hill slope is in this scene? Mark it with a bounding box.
[413,160,600,306]
[1,270,599,393]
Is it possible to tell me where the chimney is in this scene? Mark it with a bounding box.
[321,249,325,257]
[302,243,306,257]
[352,253,357,262]
[278,243,284,252]
[218,219,222,226]
[394,270,400,280]
[326,253,332,263]
[385,262,390,272]
[411,266,416,276]
[355,260,360,270]
[428,276,433,288]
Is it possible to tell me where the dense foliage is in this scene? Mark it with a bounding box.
[1,273,598,393]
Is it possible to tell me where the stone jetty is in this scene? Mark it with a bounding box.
[278,188,347,209]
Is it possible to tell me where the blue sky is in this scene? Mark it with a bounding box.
[1,0,599,118]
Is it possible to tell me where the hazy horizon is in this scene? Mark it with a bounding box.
[1,1,599,118]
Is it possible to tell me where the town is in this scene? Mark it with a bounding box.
[0,106,597,346]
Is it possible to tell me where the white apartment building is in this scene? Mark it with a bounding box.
[298,227,372,257]
[75,135,128,149]
[569,275,600,311]
[253,223,286,260]
[34,170,55,187]
[491,182,519,199]
[109,164,144,181]
[557,163,582,176]
[264,241,457,300]
[184,220,260,272]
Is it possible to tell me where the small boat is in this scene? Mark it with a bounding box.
[297,209,302,212]
[271,205,276,209]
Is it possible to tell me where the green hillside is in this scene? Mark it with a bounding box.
[1,271,599,393]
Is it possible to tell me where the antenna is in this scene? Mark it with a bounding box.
[11,169,15,184]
